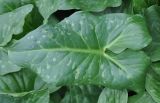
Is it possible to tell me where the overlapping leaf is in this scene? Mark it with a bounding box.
[0,0,123,21]
[35,0,74,21]
[128,92,156,103]
[60,85,101,103]
[35,0,122,21]
[0,4,33,46]
[145,5,160,62]
[0,0,21,14]
[0,48,20,75]
[98,88,128,103]
[146,63,160,103]
[0,90,49,103]
[9,12,151,92]
[0,68,49,103]
[132,0,159,13]
[68,0,122,11]
[132,0,148,13]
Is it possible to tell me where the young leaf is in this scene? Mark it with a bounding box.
[146,63,160,103]
[9,12,151,91]
[145,5,160,62]
[0,47,20,75]
[98,87,128,103]
[128,92,156,103]
[0,4,33,46]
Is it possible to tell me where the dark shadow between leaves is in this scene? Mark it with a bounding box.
[53,9,79,21]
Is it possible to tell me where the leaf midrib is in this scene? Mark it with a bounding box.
[11,48,126,71]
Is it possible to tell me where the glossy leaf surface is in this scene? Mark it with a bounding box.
[9,12,151,91]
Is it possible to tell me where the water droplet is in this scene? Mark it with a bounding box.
[36,40,41,44]
[42,35,46,38]
[110,20,114,24]
[27,36,30,39]
[65,19,69,24]
[52,58,56,62]
[71,23,75,27]
[80,21,83,25]
[1,65,5,68]
[42,30,47,33]
[30,36,34,39]
[47,64,51,70]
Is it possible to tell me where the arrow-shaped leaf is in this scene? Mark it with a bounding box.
[9,12,151,91]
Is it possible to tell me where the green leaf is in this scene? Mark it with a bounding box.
[35,0,74,21]
[0,4,33,46]
[0,47,20,75]
[0,0,71,21]
[0,69,37,94]
[0,0,21,14]
[60,85,101,103]
[98,87,128,103]
[146,63,160,103]
[146,0,160,6]
[69,0,122,11]
[9,12,151,91]
[144,5,160,62]
[98,14,151,53]
[0,1,43,39]
[100,1,133,15]
[0,68,49,103]
[128,92,156,103]
[35,0,122,20]
[14,7,43,40]
[34,76,60,93]
[0,90,49,103]
[132,0,148,13]
[132,0,159,13]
